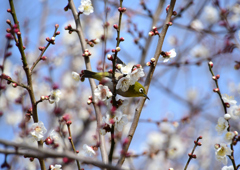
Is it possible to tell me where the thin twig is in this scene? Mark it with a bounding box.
[67,0,108,164]
[117,0,177,166]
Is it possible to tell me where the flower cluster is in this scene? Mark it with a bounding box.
[215,94,240,166]
[116,63,145,92]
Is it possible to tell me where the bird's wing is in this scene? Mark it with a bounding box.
[115,56,126,67]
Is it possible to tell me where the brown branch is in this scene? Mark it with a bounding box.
[30,26,59,72]
[0,139,124,170]
[139,0,165,66]
[117,0,176,166]
[8,1,46,169]
[67,0,108,164]
[67,122,81,170]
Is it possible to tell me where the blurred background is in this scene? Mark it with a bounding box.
[0,0,240,169]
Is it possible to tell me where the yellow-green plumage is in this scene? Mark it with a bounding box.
[82,70,149,99]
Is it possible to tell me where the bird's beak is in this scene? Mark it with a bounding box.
[144,94,150,100]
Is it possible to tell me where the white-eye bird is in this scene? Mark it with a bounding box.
[82,70,150,100]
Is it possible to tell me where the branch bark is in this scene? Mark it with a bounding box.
[117,0,176,166]
[68,0,108,164]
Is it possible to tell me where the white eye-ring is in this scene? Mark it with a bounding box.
[139,88,143,93]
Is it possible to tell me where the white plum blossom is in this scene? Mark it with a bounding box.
[159,122,176,134]
[222,165,234,170]
[229,105,240,119]
[83,144,95,156]
[72,72,80,81]
[94,84,112,101]
[29,121,47,141]
[114,111,128,131]
[215,143,232,165]
[215,117,229,135]
[129,67,145,85]
[50,164,62,170]
[222,94,237,106]
[161,49,176,63]
[78,0,94,15]
[120,63,134,75]
[203,6,219,24]
[190,19,203,31]
[224,132,235,144]
[49,89,62,104]
[116,76,131,92]
[190,45,209,58]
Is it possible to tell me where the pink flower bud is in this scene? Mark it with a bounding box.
[119,37,125,41]
[213,88,219,92]
[113,24,118,29]
[146,62,151,66]
[6,19,11,25]
[107,54,113,61]
[41,56,47,60]
[216,74,220,79]
[56,31,60,35]
[168,22,173,26]
[87,99,92,105]
[208,61,213,68]
[212,76,216,80]
[172,11,177,16]
[55,24,59,29]
[12,83,17,88]
[148,31,154,36]
[7,9,12,13]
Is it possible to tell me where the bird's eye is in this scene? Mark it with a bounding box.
[139,88,143,93]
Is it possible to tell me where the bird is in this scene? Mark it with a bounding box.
[81,70,149,100]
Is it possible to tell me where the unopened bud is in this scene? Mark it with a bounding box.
[212,76,217,80]
[12,83,17,88]
[41,96,45,100]
[113,24,118,29]
[216,74,220,79]
[119,37,125,41]
[56,31,60,35]
[172,11,177,16]
[7,9,12,13]
[116,46,121,52]
[213,88,219,92]
[51,37,55,41]
[168,22,173,26]
[234,131,238,136]
[87,99,92,105]
[148,31,154,36]
[41,56,47,60]
[146,62,151,66]
[224,113,231,120]
[107,54,113,61]
[55,24,59,29]
[6,19,11,25]
[150,58,155,63]
[208,61,213,68]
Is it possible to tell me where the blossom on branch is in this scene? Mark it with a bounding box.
[94,84,112,101]
[78,0,94,15]
[29,121,47,141]
[49,89,62,104]
[114,111,128,131]
[83,144,96,156]
[215,117,229,135]
[116,76,131,92]
[215,143,232,165]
